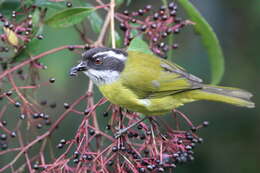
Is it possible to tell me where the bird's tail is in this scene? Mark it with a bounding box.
[189,85,255,108]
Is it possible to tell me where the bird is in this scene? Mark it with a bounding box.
[70,47,254,115]
[70,47,255,136]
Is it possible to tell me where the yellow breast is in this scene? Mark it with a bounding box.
[99,80,139,110]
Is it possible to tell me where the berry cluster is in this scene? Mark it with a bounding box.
[118,1,193,58]
[39,105,208,173]
[0,8,45,63]
[0,76,59,151]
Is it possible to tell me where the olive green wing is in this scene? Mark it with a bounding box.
[121,51,203,98]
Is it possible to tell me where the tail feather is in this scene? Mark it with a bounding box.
[190,85,255,108]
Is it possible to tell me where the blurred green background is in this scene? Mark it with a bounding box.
[0,0,259,172]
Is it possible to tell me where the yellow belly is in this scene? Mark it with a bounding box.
[99,81,194,115]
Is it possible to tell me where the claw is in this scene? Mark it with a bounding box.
[114,129,128,139]
[113,117,148,139]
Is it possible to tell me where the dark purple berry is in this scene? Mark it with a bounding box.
[36,123,43,129]
[14,102,21,107]
[112,146,118,152]
[151,23,157,29]
[68,45,75,51]
[119,23,127,31]
[10,131,16,138]
[152,37,158,42]
[191,126,197,132]
[172,43,179,49]
[19,114,25,120]
[27,14,32,19]
[139,133,146,140]
[170,10,177,17]
[1,143,8,150]
[140,25,147,31]
[33,113,40,119]
[108,160,114,166]
[45,119,52,126]
[203,121,210,127]
[57,143,63,149]
[173,28,180,34]
[131,18,136,23]
[73,151,80,158]
[0,133,7,140]
[89,129,95,136]
[162,15,168,20]
[84,109,90,115]
[37,35,44,40]
[86,154,93,160]
[60,139,66,144]
[168,2,175,10]
[2,120,7,126]
[123,10,129,16]
[73,158,79,164]
[63,102,70,109]
[4,21,9,28]
[160,5,166,11]
[106,124,111,130]
[138,168,145,173]
[6,90,12,96]
[158,167,165,172]
[43,114,49,120]
[66,2,72,8]
[159,42,166,48]
[138,9,144,16]
[147,164,154,171]
[103,111,109,117]
[49,78,55,83]
[145,5,152,11]
[198,138,204,143]
[153,13,159,20]
[161,32,168,38]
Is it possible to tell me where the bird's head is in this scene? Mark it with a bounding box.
[70,48,127,86]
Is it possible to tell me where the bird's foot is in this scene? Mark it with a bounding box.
[113,117,148,139]
[114,128,128,139]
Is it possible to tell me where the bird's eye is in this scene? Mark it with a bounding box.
[94,58,102,65]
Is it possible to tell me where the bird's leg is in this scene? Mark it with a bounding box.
[114,117,147,139]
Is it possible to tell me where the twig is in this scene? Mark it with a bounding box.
[0,45,85,80]
[110,0,116,48]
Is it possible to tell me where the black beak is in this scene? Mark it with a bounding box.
[69,61,88,76]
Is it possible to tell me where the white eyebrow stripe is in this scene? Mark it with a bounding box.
[93,51,127,61]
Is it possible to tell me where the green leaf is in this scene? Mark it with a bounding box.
[178,0,225,84]
[116,0,124,6]
[35,0,64,9]
[32,8,41,26]
[46,7,95,28]
[0,0,5,6]
[127,37,153,54]
[87,5,103,33]
[126,0,132,6]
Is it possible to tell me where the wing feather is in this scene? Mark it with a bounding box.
[121,51,203,98]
